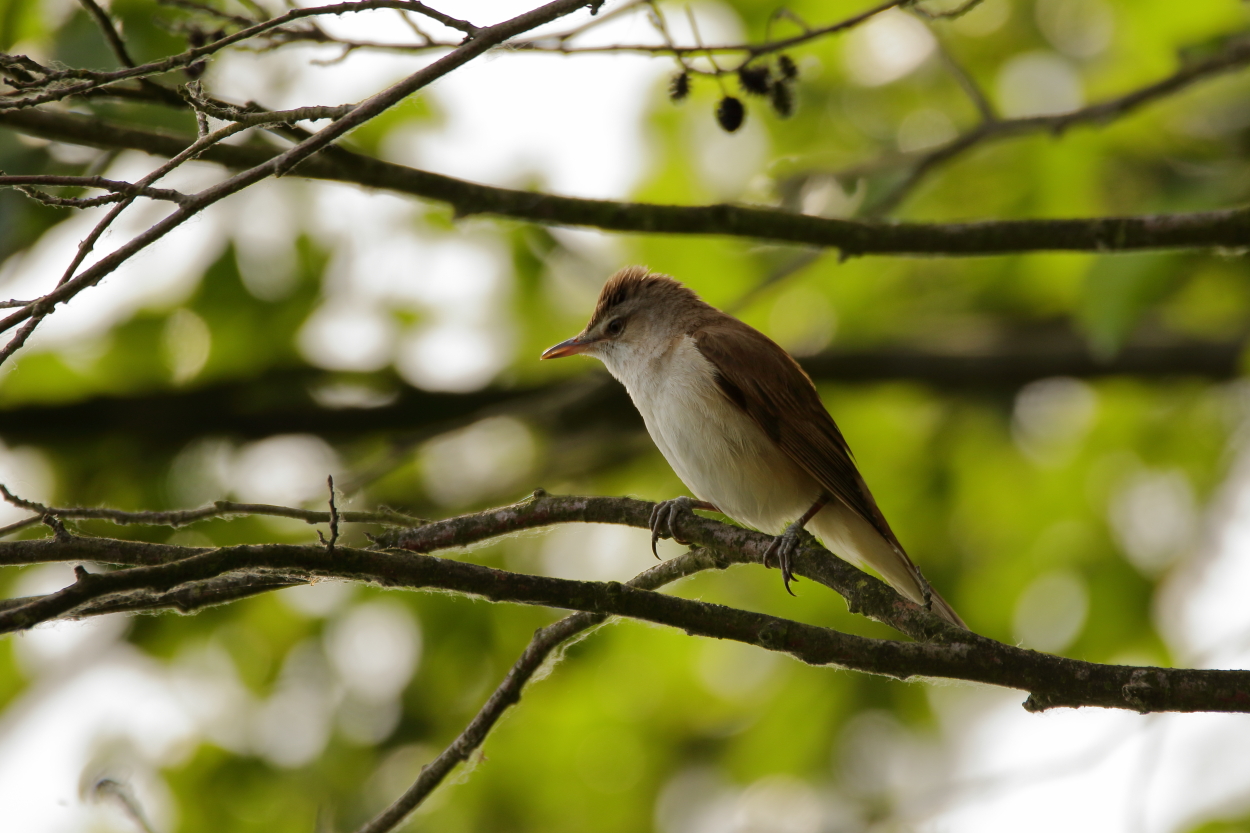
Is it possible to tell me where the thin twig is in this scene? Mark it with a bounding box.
[0,117,255,361]
[0,0,482,110]
[355,545,726,833]
[866,34,1250,214]
[0,483,427,531]
[155,0,257,28]
[78,0,138,68]
[317,475,341,551]
[935,32,996,124]
[911,0,986,21]
[1,175,190,205]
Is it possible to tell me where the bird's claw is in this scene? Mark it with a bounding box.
[649,496,696,559]
[762,523,805,596]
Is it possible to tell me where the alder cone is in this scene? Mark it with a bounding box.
[669,72,690,102]
[777,53,798,80]
[737,65,772,96]
[716,96,745,132]
[770,81,794,118]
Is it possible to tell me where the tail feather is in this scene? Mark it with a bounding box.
[810,502,966,629]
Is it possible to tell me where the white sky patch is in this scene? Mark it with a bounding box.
[842,9,937,87]
[392,49,664,199]
[997,51,1084,118]
[0,645,195,833]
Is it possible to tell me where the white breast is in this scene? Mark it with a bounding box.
[603,335,819,535]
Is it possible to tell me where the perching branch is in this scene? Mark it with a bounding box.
[1,491,1247,718]
[4,489,1248,832]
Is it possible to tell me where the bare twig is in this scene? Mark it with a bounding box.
[317,475,341,551]
[866,34,1250,214]
[0,483,427,532]
[1,175,190,206]
[935,32,996,124]
[77,0,138,68]
[0,0,483,110]
[3,489,1250,833]
[910,0,986,21]
[0,117,255,361]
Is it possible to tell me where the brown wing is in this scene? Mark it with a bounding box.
[693,315,905,551]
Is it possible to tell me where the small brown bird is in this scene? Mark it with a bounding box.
[542,266,964,628]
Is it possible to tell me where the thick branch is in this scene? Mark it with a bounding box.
[0,494,1247,714]
[3,107,1246,256]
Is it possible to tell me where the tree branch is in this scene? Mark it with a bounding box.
[0,493,1247,715]
[2,106,1245,259]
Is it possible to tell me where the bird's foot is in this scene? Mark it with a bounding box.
[762,521,808,596]
[649,497,717,558]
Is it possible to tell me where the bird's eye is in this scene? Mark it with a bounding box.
[606,318,625,336]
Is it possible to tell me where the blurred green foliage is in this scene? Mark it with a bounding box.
[1,0,1249,830]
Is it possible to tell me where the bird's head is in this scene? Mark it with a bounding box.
[541,266,707,373]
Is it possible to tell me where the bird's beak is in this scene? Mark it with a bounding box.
[541,334,594,360]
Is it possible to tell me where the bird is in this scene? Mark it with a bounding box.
[541,265,965,628]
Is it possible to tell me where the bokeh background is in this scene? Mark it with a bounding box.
[2,0,1250,830]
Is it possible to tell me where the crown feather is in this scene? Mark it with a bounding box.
[588,266,702,328]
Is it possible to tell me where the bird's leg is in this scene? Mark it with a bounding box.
[763,494,831,595]
[649,496,719,558]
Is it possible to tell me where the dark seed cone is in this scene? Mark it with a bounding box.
[669,71,690,102]
[716,96,745,132]
[737,65,772,96]
[777,54,798,81]
[769,80,794,118]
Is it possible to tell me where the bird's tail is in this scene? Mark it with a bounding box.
[810,502,966,629]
